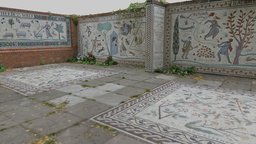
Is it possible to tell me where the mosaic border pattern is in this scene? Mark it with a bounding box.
[145,4,154,72]
[91,80,256,144]
[0,65,116,96]
[79,11,145,23]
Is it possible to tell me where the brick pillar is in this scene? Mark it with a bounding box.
[70,17,78,57]
[145,0,166,72]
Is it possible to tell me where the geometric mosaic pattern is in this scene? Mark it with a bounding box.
[0,65,116,95]
[92,81,256,144]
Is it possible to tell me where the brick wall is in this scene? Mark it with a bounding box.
[0,7,78,68]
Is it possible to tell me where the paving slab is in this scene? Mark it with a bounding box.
[0,98,39,113]
[105,134,149,144]
[48,95,86,107]
[155,74,177,81]
[27,90,67,102]
[0,115,18,131]
[56,121,115,144]
[3,103,51,124]
[130,81,159,90]
[93,93,129,106]
[196,79,222,88]
[112,79,138,86]
[57,85,87,93]
[114,86,146,97]
[65,100,110,119]
[194,73,228,82]
[221,77,252,91]
[96,76,122,83]
[143,78,169,85]
[96,83,125,92]
[73,88,109,99]
[0,86,23,103]
[124,74,153,81]
[22,112,82,136]
[80,80,106,87]
[177,77,197,85]
[0,126,36,144]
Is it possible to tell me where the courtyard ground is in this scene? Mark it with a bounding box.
[0,63,255,144]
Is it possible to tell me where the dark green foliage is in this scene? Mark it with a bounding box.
[66,53,96,65]
[66,57,78,63]
[173,16,180,61]
[154,68,164,73]
[127,2,146,12]
[81,52,96,65]
[159,0,167,5]
[103,56,118,66]
[154,65,196,76]
[70,15,79,26]
[169,65,196,76]
[97,56,118,66]
[0,64,6,72]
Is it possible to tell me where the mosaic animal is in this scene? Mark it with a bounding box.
[16,31,26,37]
[3,33,14,38]
[20,22,31,28]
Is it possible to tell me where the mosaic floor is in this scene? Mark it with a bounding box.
[0,65,115,95]
[92,81,256,144]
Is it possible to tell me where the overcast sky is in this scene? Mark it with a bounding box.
[0,0,188,15]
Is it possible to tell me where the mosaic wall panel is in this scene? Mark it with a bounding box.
[166,2,256,76]
[79,13,146,61]
[0,10,71,48]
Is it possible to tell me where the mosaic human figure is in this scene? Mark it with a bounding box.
[91,37,101,53]
[44,22,52,38]
[110,31,118,56]
[181,36,193,59]
[120,37,127,56]
[85,26,92,37]
[204,19,220,40]
[217,39,233,64]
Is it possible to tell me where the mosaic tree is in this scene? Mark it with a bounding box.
[97,22,112,56]
[8,18,15,28]
[173,16,180,61]
[224,10,256,65]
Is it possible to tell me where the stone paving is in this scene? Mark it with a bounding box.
[0,63,255,144]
